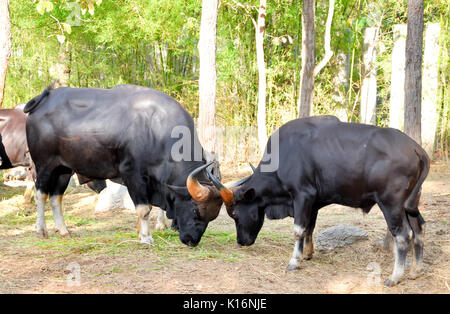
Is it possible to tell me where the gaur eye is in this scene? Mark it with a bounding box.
[193,208,199,218]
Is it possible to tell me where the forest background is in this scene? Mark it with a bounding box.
[2,0,448,160]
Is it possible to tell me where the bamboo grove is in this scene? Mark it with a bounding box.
[3,0,449,157]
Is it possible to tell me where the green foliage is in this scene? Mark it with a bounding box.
[3,0,448,155]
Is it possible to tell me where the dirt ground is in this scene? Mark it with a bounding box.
[0,162,448,294]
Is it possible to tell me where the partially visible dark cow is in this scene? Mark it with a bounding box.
[208,116,430,286]
[24,85,223,246]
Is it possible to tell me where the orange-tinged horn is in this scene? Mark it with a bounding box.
[219,187,235,205]
[186,162,213,202]
[206,169,235,205]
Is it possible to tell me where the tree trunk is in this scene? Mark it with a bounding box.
[404,0,424,145]
[297,0,315,118]
[198,0,218,154]
[314,0,335,77]
[256,0,268,153]
[360,27,379,125]
[389,24,407,130]
[333,52,349,122]
[421,23,440,157]
[0,0,11,107]
[50,43,70,87]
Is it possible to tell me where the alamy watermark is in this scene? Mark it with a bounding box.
[65,2,83,26]
[66,262,81,287]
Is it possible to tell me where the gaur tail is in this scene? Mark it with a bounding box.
[23,86,52,114]
[404,148,430,216]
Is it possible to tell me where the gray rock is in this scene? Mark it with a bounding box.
[315,225,368,252]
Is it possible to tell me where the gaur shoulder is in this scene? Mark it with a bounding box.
[280,115,340,134]
[287,115,340,127]
[111,84,151,91]
[111,84,181,106]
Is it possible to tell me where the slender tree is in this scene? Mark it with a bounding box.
[314,0,335,77]
[198,0,218,155]
[360,27,379,125]
[255,0,267,153]
[389,24,407,130]
[0,0,11,107]
[421,23,440,157]
[50,43,70,87]
[404,0,424,145]
[297,0,316,118]
[230,1,268,153]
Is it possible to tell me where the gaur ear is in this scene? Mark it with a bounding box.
[167,185,190,198]
[242,188,256,202]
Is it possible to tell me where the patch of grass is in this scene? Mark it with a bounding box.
[0,209,97,228]
[202,231,236,245]
[148,229,244,262]
[110,266,125,273]
[7,219,289,264]
[65,216,98,226]
[0,183,25,200]
[0,210,42,226]
[1,186,251,263]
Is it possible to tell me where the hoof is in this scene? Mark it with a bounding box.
[60,232,71,238]
[384,278,398,287]
[56,229,71,238]
[140,235,154,245]
[287,264,300,271]
[154,222,166,231]
[286,259,300,271]
[37,229,48,239]
[409,269,423,280]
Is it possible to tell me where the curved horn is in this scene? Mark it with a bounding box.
[206,169,235,205]
[186,162,213,202]
[229,163,254,187]
[230,175,251,188]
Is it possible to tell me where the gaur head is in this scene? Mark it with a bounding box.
[207,165,264,247]
[174,162,224,247]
